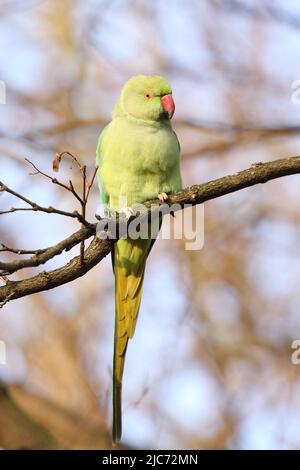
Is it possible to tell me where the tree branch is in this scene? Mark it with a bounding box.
[0,226,95,276]
[161,156,300,207]
[0,237,114,307]
[1,155,300,306]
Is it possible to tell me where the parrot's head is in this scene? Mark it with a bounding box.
[118,75,175,121]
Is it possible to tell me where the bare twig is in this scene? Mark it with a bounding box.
[0,243,47,255]
[80,165,87,264]
[51,152,98,262]
[86,166,98,202]
[81,165,98,263]
[54,151,84,173]
[0,207,36,215]
[25,158,83,205]
[0,181,90,226]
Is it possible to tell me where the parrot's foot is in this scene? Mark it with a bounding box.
[119,206,135,220]
[158,192,168,203]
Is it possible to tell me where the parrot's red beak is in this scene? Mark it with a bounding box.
[161,94,175,119]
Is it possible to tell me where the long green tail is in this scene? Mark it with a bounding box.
[112,238,149,444]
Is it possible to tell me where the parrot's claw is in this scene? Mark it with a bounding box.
[158,192,168,203]
[119,206,135,220]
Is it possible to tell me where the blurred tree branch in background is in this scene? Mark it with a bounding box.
[0,380,129,449]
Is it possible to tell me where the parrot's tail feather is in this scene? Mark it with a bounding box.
[112,346,127,444]
[112,240,148,444]
[113,383,122,444]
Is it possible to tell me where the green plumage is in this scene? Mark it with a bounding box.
[96,75,182,443]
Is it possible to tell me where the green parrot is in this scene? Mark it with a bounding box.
[96,75,182,443]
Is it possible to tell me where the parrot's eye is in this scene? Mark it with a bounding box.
[144,93,151,99]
